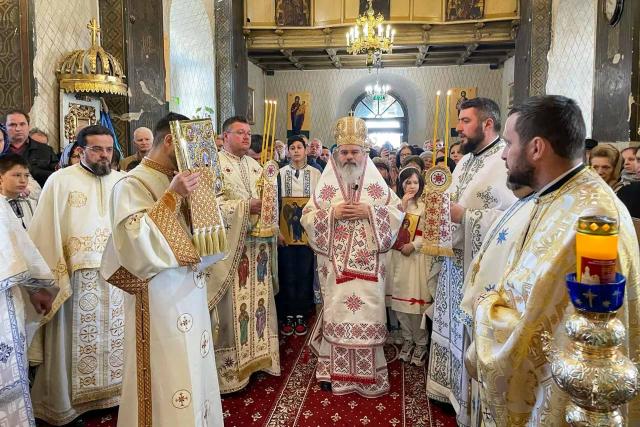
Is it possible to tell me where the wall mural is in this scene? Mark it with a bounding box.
[275,0,311,26]
[359,0,390,19]
[446,0,485,21]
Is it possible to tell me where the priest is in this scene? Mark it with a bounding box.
[0,197,56,427]
[426,98,516,426]
[465,95,640,425]
[100,113,224,426]
[28,125,125,425]
[301,116,404,397]
[206,116,281,393]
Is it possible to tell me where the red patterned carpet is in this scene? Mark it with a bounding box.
[221,330,456,427]
[38,321,456,427]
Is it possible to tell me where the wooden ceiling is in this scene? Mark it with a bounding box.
[246,20,518,71]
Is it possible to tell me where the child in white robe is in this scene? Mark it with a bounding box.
[388,167,433,366]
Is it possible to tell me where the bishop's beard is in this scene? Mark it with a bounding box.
[338,162,362,188]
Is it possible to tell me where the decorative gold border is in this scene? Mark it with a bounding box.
[147,191,200,266]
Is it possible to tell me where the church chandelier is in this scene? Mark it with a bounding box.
[346,0,395,67]
[365,67,389,101]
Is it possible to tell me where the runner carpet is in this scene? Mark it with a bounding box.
[38,318,456,427]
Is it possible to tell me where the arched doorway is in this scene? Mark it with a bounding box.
[351,92,408,148]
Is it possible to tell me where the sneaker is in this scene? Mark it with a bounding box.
[294,315,308,336]
[399,341,415,362]
[280,316,294,336]
[410,345,428,366]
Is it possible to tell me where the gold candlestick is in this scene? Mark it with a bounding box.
[542,273,639,426]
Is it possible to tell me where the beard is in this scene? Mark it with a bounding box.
[335,156,364,188]
[459,124,484,154]
[341,162,361,187]
[506,158,535,189]
[86,159,112,176]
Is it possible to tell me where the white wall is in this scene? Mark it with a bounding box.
[248,61,265,134]
[31,0,99,151]
[265,65,503,147]
[546,0,597,136]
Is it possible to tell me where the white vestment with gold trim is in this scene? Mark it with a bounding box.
[426,140,517,427]
[206,150,281,394]
[101,161,223,427]
[27,164,125,425]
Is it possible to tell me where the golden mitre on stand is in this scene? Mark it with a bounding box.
[171,118,227,256]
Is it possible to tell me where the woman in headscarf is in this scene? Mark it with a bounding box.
[57,142,81,169]
[0,123,9,155]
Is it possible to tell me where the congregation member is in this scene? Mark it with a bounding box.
[0,154,37,229]
[120,126,153,171]
[618,146,640,218]
[101,113,224,426]
[28,125,125,425]
[589,143,623,191]
[320,145,330,164]
[401,154,425,172]
[4,110,58,187]
[57,142,82,169]
[372,157,392,187]
[307,137,326,170]
[301,116,403,397]
[0,124,9,155]
[0,196,56,427]
[28,128,49,145]
[449,141,463,164]
[620,146,639,184]
[464,95,640,426]
[427,98,516,427]
[206,116,281,394]
[387,167,434,366]
[276,135,321,336]
[396,143,413,168]
[273,139,288,166]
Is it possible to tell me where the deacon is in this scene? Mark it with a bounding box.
[301,116,404,397]
[464,95,640,426]
[0,197,56,427]
[426,98,516,426]
[276,135,321,336]
[28,125,125,425]
[206,116,281,393]
[100,113,224,426]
